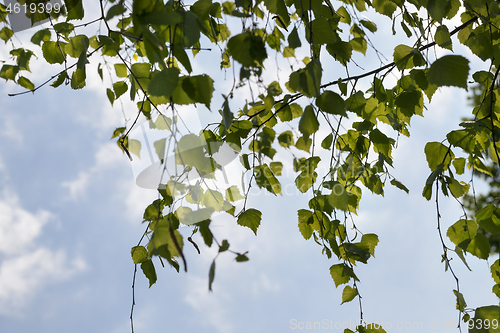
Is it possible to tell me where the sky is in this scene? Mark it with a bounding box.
[0,2,499,333]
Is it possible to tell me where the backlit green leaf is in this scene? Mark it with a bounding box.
[208,260,216,291]
[341,285,358,304]
[141,259,157,287]
[148,68,180,98]
[113,81,128,99]
[42,41,66,64]
[435,25,452,50]
[428,55,470,89]
[298,105,319,137]
[17,76,34,90]
[288,59,322,97]
[228,32,267,67]
[424,142,454,171]
[469,306,500,333]
[316,91,347,116]
[447,219,477,250]
[237,208,262,235]
[329,263,358,287]
[131,246,148,264]
[298,209,314,240]
[0,27,13,43]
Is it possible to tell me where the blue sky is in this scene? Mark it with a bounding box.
[0,3,499,333]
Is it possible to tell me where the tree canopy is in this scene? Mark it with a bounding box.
[2,0,500,331]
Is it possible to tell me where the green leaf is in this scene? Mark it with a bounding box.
[337,6,351,24]
[51,70,67,91]
[270,162,283,176]
[173,46,193,73]
[491,260,500,284]
[154,138,166,160]
[372,0,398,17]
[321,133,333,150]
[106,88,115,105]
[191,0,213,19]
[114,64,128,78]
[228,32,267,67]
[128,139,142,159]
[298,209,314,240]
[316,90,347,116]
[295,136,312,152]
[70,68,86,90]
[288,59,322,98]
[359,234,379,257]
[131,246,148,264]
[328,181,348,211]
[0,65,18,81]
[453,290,467,311]
[469,306,500,333]
[350,37,367,55]
[454,246,471,271]
[476,204,500,235]
[278,131,294,148]
[130,63,151,78]
[307,17,337,45]
[201,190,225,212]
[298,105,319,138]
[235,253,249,262]
[65,0,85,20]
[172,75,215,109]
[148,68,180,98]
[369,129,393,158]
[113,81,128,99]
[428,55,470,89]
[288,26,301,48]
[427,0,460,23]
[237,208,262,235]
[326,40,353,65]
[195,220,213,247]
[106,3,126,20]
[53,23,74,38]
[467,233,490,259]
[264,0,290,26]
[17,76,34,90]
[435,25,452,50]
[295,156,320,193]
[208,260,216,291]
[219,239,230,252]
[42,41,66,64]
[65,35,89,58]
[393,45,422,70]
[222,97,233,133]
[447,219,477,250]
[390,179,409,194]
[141,259,157,287]
[446,177,468,198]
[452,157,466,175]
[341,285,358,304]
[255,164,282,195]
[329,264,358,287]
[360,19,377,33]
[226,186,244,202]
[0,27,13,43]
[424,142,453,171]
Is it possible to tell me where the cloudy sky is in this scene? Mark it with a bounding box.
[0,3,499,333]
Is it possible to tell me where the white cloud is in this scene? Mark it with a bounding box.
[62,142,126,199]
[183,275,235,333]
[0,193,86,315]
[0,196,51,255]
[0,248,86,315]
